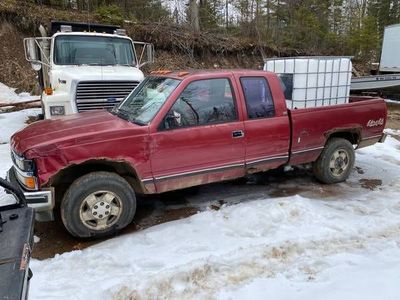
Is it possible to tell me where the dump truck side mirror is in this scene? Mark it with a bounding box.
[23,37,51,70]
[133,42,155,68]
[24,38,41,71]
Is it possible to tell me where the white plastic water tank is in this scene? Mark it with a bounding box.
[264,57,352,109]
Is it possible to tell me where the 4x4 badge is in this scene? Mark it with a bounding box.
[367,118,384,127]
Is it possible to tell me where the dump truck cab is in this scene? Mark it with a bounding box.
[24,21,154,119]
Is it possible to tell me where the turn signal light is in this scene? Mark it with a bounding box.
[178,71,189,77]
[44,87,53,95]
[150,70,172,75]
[24,177,36,190]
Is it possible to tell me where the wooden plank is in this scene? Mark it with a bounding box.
[0,99,41,108]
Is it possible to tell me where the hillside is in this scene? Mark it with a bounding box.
[0,0,291,93]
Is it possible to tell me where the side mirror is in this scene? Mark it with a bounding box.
[25,38,38,61]
[164,111,181,129]
[24,38,41,69]
[146,44,154,63]
[23,37,51,70]
[134,42,155,68]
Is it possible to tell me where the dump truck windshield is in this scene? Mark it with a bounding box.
[54,35,136,66]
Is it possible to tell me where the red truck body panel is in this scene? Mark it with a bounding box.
[11,111,154,191]
[288,98,387,165]
[10,70,387,194]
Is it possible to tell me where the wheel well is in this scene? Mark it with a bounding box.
[326,130,360,146]
[48,159,144,203]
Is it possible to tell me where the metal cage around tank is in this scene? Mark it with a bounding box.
[264,56,353,109]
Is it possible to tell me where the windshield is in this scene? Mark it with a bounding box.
[112,77,181,125]
[54,35,136,66]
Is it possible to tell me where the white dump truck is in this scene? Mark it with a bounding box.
[24,21,154,119]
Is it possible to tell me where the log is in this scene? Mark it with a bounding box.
[0,98,41,108]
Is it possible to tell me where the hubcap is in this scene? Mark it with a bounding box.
[79,191,122,230]
[329,149,350,177]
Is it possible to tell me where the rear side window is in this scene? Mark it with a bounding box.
[278,74,293,100]
[240,77,275,119]
[163,78,237,129]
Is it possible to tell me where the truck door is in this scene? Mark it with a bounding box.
[150,77,246,193]
[238,76,291,172]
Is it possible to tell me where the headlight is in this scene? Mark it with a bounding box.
[11,150,35,172]
[50,105,65,116]
[11,150,37,190]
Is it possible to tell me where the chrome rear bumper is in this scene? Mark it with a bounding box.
[379,133,387,143]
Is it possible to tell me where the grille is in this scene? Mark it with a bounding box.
[75,81,139,112]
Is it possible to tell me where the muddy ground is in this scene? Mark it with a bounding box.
[387,102,400,132]
[30,102,400,260]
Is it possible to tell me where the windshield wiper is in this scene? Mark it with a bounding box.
[113,108,130,121]
[113,108,146,126]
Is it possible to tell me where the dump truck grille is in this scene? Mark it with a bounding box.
[75,81,139,112]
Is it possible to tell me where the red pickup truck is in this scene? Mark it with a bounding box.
[7,70,387,238]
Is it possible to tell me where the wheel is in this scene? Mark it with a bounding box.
[61,172,136,238]
[313,138,355,184]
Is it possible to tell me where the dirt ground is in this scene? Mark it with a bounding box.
[31,103,400,260]
[387,102,400,131]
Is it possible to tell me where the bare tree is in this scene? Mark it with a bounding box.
[188,0,200,32]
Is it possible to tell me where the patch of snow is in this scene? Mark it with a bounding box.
[385,99,400,105]
[218,243,400,300]
[34,235,41,244]
[0,108,40,206]
[385,128,400,136]
[0,82,38,104]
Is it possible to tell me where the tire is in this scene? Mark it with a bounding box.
[61,172,136,238]
[313,138,355,184]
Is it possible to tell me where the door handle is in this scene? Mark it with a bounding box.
[232,130,244,138]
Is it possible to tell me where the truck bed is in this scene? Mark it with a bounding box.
[288,96,387,165]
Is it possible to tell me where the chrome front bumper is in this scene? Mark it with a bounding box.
[6,167,54,220]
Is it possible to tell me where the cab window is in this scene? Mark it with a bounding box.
[163,78,237,130]
[240,77,275,119]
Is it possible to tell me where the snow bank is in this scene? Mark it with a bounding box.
[219,244,400,300]
[0,108,40,205]
[0,82,38,104]
[0,83,40,204]
[28,134,400,299]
